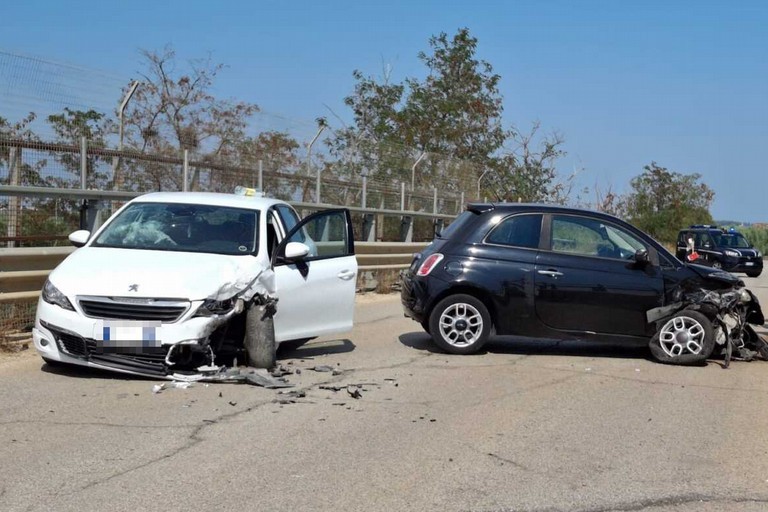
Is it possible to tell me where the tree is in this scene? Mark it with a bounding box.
[122,46,258,191]
[488,122,567,203]
[329,28,566,203]
[621,162,714,243]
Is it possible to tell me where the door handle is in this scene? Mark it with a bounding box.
[337,269,356,280]
[537,269,563,278]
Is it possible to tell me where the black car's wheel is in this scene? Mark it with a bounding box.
[746,270,762,278]
[428,294,491,355]
[649,310,715,365]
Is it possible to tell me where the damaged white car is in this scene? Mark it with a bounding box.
[33,191,357,377]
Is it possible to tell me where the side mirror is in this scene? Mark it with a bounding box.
[283,241,310,261]
[634,249,650,265]
[68,230,91,248]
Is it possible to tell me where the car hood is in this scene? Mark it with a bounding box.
[683,263,742,286]
[49,247,273,301]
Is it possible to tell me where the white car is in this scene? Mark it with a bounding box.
[32,191,357,377]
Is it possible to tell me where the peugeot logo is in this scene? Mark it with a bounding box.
[129,284,139,292]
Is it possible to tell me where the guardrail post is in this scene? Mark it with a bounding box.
[400,182,406,212]
[362,214,376,242]
[361,176,367,209]
[434,218,445,237]
[182,149,190,192]
[400,215,413,243]
[258,160,263,192]
[316,168,321,204]
[80,136,88,189]
[433,186,438,214]
[459,192,464,213]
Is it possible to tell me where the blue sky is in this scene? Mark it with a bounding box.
[1,0,767,221]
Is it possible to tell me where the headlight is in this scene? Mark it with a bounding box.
[758,251,763,258]
[724,250,739,258]
[194,298,236,317]
[42,279,74,311]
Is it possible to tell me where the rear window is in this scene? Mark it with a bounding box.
[437,211,477,239]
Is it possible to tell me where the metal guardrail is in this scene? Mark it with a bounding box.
[0,242,428,303]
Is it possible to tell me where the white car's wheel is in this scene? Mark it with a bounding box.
[244,303,276,369]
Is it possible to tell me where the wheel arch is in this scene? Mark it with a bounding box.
[425,284,498,332]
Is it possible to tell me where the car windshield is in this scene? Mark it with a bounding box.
[715,233,751,249]
[92,202,259,255]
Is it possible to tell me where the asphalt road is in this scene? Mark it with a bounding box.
[2,273,768,512]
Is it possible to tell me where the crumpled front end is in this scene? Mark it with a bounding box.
[647,274,766,366]
[34,265,279,378]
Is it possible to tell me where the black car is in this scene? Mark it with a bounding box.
[675,225,763,277]
[401,204,764,365]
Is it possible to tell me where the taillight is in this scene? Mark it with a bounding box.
[416,253,444,276]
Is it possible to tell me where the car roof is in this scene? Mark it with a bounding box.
[466,202,625,222]
[130,191,289,210]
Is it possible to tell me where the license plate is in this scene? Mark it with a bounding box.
[746,262,754,266]
[94,320,162,351]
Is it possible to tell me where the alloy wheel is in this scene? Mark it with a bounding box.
[438,302,484,347]
[658,316,706,357]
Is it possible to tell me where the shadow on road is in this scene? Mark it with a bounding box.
[278,338,355,359]
[398,331,650,361]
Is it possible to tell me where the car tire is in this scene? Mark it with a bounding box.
[746,270,762,278]
[649,309,715,365]
[244,303,276,369]
[428,294,491,355]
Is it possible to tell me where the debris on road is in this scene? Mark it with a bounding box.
[347,385,362,399]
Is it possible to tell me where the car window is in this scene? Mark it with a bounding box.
[485,214,541,249]
[438,210,476,239]
[93,202,259,256]
[551,215,646,260]
[286,210,351,259]
[275,204,300,234]
[719,233,751,248]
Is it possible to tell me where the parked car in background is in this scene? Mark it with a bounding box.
[675,225,762,277]
[401,204,764,365]
[33,190,357,377]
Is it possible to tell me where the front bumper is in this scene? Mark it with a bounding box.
[33,298,232,376]
[726,257,763,273]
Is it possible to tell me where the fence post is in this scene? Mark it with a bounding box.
[7,146,21,248]
[80,136,88,190]
[258,160,263,193]
[433,187,438,214]
[400,182,406,212]
[361,176,367,209]
[459,192,464,213]
[182,150,189,192]
[316,167,321,204]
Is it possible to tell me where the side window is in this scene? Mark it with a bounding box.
[285,210,350,260]
[551,215,647,260]
[485,214,541,249]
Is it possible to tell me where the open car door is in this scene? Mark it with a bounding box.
[272,209,357,343]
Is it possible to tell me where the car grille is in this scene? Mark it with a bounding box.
[78,296,189,322]
[51,327,89,358]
